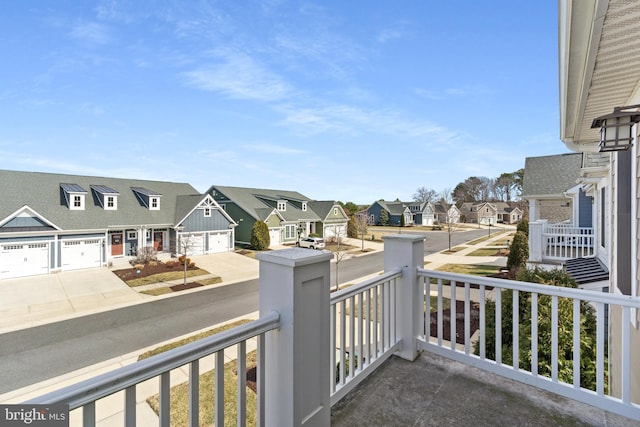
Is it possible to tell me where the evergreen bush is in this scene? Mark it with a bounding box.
[347,216,358,238]
[251,220,270,251]
[516,219,529,236]
[506,231,528,270]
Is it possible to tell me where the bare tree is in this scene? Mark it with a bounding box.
[413,186,437,203]
[354,212,369,251]
[439,188,461,252]
[176,231,198,286]
[333,225,346,292]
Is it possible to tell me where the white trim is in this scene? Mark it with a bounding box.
[104,195,117,210]
[632,127,638,327]
[127,231,137,240]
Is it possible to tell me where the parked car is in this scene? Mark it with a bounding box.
[297,237,325,249]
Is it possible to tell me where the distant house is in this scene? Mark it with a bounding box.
[366,201,413,226]
[207,186,348,247]
[407,201,435,226]
[0,170,236,280]
[434,202,461,224]
[459,201,522,224]
[474,202,499,225]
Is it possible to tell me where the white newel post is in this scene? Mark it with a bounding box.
[383,234,424,361]
[529,220,545,262]
[257,248,333,427]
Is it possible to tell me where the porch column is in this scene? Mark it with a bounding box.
[529,220,545,262]
[383,234,425,361]
[258,248,333,427]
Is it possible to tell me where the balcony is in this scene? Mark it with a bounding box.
[528,220,595,264]
[25,235,639,425]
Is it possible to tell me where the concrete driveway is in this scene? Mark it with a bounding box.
[0,251,261,333]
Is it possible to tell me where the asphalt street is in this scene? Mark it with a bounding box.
[0,228,490,393]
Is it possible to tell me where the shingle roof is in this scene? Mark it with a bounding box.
[0,169,201,230]
[522,153,582,197]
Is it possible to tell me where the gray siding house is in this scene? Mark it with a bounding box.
[0,170,236,279]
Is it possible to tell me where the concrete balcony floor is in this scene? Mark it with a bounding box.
[331,352,634,427]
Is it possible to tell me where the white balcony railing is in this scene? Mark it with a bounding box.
[416,269,640,421]
[22,235,640,425]
[27,313,280,426]
[529,220,595,262]
[330,268,402,405]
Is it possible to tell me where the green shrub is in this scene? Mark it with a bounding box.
[516,219,529,236]
[379,210,389,226]
[475,268,604,391]
[250,220,270,250]
[506,231,528,271]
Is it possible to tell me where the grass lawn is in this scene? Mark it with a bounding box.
[435,263,500,276]
[441,246,465,254]
[125,269,209,287]
[467,248,503,257]
[141,319,258,425]
[140,276,223,296]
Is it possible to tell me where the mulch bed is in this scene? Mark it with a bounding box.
[170,282,203,291]
[112,261,200,281]
[429,300,480,344]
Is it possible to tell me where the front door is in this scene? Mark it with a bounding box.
[111,234,123,256]
[153,232,163,251]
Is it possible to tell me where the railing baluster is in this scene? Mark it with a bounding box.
[189,360,199,427]
[349,295,355,378]
[83,402,95,427]
[596,302,604,396]
[330,303,336,393]
[237,341,246,427]
[124,386,136,427]
[531,293,538,376]
[340,299,346,384]
[513,290,519,370]
[215,349,224,427]
[159,371,170,427]
[495,289,502,365]
[366,288,371,366]
[464,282,470,354]
[622,306,630,404]
[373,286,378,357]
[573,299,581,389]
[437,278,443,346]
[551,296,558,382]
[381,282,387,351]
[450,281,456,350]
[257,333,265,427]
[390,278,396,345]
[479,285,486,359]
[358,292,364,373]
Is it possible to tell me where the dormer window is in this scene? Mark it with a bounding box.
[302,202,307,212]
[277,200,286,211]
[91,185,119,210]
[333,207,338,215]
[132,187,162,211]
[204,207,211,217]
[61,183,87,210]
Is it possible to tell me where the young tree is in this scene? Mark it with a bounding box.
[251,220,270,250]
[176,232,198,287]
[333,225,346,292]
[439,188,460,251]
[354,212,369,251]
[379,209,389,226]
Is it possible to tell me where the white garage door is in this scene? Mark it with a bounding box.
[208,231,230,254]
[184,233,205,256]
[269,229,281,246]
[61,239,102,270]
[324,225,345,239]
[0,242,49,279]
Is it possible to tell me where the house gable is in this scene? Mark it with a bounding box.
[0,206,60,234]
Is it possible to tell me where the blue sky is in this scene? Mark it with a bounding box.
[0,1,564,205]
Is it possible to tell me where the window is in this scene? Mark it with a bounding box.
[127,231,137,240]
[204,207,211,217]
[105,195,117,210]
[146,230,151,240]
[150,197,160,210]
[333,208,338,215]
[302,202,307,212]
[70,195,85,210]
[278,201,286,211]
[285,224,296,239]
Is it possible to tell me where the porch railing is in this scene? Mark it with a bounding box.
[416,269,640,421]
[27,313,280,427]
[330,268,402,405]
[529,220,595,262]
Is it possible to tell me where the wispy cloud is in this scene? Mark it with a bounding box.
[182,50,291,102]
[69,21,112,45]
[414,85,492,100]
[377,29,404,43]
[242,143,306,155]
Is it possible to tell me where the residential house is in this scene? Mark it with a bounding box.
[559,0,640,403]
[207,185,348,247]
[474,202,499,225]
[407,201,435,226]
[433,201,461,224]
[458,201,521,224]
[366,201,414,226]
[493,202,523,224]
[0,170,236,280]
